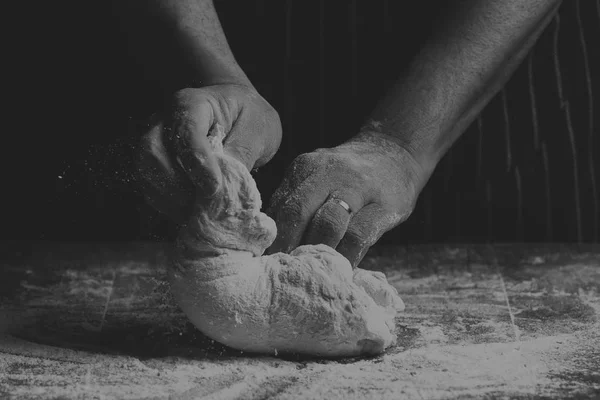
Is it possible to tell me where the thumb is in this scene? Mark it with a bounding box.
[168,101,223,198]
[223,139,256,172]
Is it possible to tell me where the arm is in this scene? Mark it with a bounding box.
[129,0,282,224]
[365,0,562,178]
[118,0,251,90]
[267,0,562,266]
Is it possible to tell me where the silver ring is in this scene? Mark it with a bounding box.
[332,198,352,214]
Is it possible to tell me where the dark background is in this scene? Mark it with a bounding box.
[4,0,599,244]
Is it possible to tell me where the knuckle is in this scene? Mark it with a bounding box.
[403,205,415,221]
[346,224,377,248]
[265,108,282,154]
[268,184,289,210]
[292,152,314,166]
[284,153,320,183]
[311,216,342,239]
[169,90,209,131]
[265,103,282,128]
[391,202,415,225]
[315,205,347,230]
[172,88,197,106]
[278,200,309,224]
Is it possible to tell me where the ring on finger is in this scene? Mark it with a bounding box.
[331,198,353,214]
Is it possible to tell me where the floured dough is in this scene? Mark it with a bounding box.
[169,125,404,357]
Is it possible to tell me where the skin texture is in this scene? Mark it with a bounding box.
[129,0,562,355]
[170,127,404,357]
[127,0,282,224]
[137,84,281,224]
[267,0,562,266]
[266,132,425,267]
[132,0,562,264]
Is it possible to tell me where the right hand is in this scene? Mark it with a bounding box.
[135,84,282,224]
[266,131,428,267]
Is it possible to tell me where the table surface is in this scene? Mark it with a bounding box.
[0,242,599,400]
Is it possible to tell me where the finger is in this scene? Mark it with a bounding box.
[336,204,395,268]
[302,192,364,249]
[136,122,194,224]
[266,184,329,255]
[223,136,256,172]
[224,105,282,171]
[166,98,222,198]
[267,153,321,209]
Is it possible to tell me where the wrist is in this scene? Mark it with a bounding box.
[170,33,253,89]
[359,122,438,182]
[183,50,253,89]
[362,56,456,171]
[158,0,254,90]
[345,129,436,196]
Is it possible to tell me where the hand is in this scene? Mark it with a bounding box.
[267,131,429,268]
[135,84,282,224]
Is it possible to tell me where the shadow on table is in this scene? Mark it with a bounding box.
[1,240,425,365]
[3,311,391,365]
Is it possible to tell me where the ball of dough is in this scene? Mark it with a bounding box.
[169,126,404,357]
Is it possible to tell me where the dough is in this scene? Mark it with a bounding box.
[169,126,404,357]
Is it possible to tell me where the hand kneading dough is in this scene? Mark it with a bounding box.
[169,126,405,357]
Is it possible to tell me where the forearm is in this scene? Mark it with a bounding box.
[365,0,562,173]
[118,0,251,91]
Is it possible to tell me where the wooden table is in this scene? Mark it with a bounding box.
[1,242,599,399]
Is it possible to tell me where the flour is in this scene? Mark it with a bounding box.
[169,125,404,357]
[3,328,598,399]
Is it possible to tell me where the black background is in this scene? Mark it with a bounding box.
[4,0,599,244]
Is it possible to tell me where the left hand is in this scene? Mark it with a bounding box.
[266,131,430,267]
[135,84,282,224]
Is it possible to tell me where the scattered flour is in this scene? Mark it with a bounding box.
[169,125,405,357]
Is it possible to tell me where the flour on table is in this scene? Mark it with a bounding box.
[169,125,404,357]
